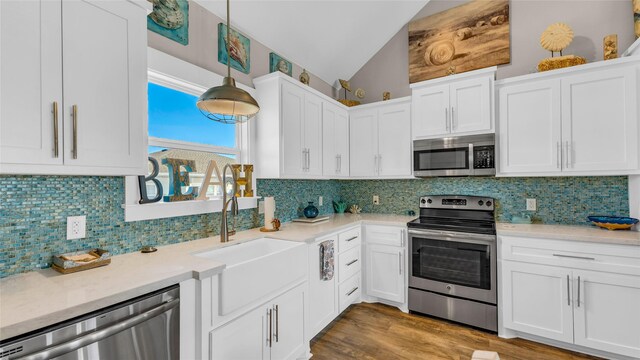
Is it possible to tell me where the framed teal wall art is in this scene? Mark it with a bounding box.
[147,0,189,46]
[269,52,292,76]
[218,23,251,74]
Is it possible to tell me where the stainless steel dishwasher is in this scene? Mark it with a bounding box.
[0,285,179,360]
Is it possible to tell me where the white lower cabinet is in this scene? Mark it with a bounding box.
[307,236,338,337]
[210,284,306,360]
[500,236,640,359]
[366,244,405,303]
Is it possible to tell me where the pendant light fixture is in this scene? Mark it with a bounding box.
[196,0,259,124]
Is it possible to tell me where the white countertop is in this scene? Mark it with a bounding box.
[0,213,412,341]
[497,223,640,246]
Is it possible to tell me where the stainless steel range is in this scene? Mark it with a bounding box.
[407,195,497,331]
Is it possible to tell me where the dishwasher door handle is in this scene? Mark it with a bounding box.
[18,298,180,360]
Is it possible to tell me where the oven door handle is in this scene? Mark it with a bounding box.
[408,229,496,243]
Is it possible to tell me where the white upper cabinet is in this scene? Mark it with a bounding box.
[322,102,349,177]
[499,79,562,174]
[498,58,640,176]
[349,99,412,178]
[411,67,495,139]
[255,73,335,179]
[0,0,147,175]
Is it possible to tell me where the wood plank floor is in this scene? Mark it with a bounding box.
[310,303,601,360]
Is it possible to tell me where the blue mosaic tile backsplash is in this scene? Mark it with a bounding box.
[0,175,629,278]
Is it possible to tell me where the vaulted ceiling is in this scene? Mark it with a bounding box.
[195,0,428,87]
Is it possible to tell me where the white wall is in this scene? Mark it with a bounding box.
[350,0,636,103]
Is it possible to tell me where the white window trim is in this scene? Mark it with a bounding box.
[123,48,258,222]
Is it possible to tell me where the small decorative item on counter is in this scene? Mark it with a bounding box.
[303,201,319,218]
[349,204,362,214]
[383,91,391,101]
[260,218,281,232]
[603,34,618,60]
[588,216,639,230]
[140,246,157,253]
[52,248,111,274]
[299,69,310,85]
[511,213,532,224]
[333,200,348,213]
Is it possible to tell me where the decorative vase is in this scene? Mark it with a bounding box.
[303,201,319,218]
[333,200,347,213]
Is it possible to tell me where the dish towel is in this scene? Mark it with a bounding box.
[319,240,335,281]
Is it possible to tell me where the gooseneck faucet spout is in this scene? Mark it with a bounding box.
[220,164,238,243]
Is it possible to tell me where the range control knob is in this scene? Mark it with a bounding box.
[478,200,484,206]
[486,201,492,207]
[446,285,452,291]
[427,198,433,204]
[420,198,426,204]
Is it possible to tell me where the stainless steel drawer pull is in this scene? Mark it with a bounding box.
[273,305,279,342]
[566,275,571,306]
[552,254,595,261]
[267,308,273,347]
[347,287,359,296]
[72,105,78,159]
[345,236,358,242]
[346,259,358,266]
[52,101,59,158]
[577,276,581,308]
[399,251,402,274]
[445,108,449,131]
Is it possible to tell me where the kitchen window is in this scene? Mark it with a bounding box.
[123,48,257,221]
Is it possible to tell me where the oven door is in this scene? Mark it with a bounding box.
[408,229,496,304]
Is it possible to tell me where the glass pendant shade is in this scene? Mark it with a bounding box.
[197,0,260,124]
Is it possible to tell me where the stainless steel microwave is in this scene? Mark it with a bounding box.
[413,134,495,177]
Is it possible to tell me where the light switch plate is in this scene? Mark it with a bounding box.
[319,196,323,206]
[373,195,380,205]
[67,215,86,240]
[258,201,265,214]
[526,198,537,211]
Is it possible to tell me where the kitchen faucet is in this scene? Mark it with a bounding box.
[220,164,239,243]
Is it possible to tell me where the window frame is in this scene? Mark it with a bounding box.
[123,48,258,222]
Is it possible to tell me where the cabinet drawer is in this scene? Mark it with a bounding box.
[365,225,405,247]
[338,227,361,252]
[338,274,361,313]
[338,246,361,282]
[500,235,640,276]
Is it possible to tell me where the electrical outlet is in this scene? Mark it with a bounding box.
[373,195,380,205]
[258,201,265,214]
[66,215,86,240]
[319,196,323,206]
[526,198,537,211]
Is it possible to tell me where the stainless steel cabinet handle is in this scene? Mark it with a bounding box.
[336,154,339,174]
[566,275,571,306]
[566,141,572,168]
[378,154,382,174]
[556,142,561,169]
[347,287,359,296]
[346,259,358,266]
[72,105,78,159]
[338,155,342,174]
[374,155,378,174]
[401,231,405,247]
[20,298,179,360]
[552,254,595,261]
[345,236,358,242]
[273,305,279,343]
[451,106,455,130]
[52,102,59,158]
[399,251,402,274]
[445,108,449,131]
[267,308,273,347]
[307,148,310,171]
[577,276,581,308]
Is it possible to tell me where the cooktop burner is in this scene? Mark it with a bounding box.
[407,195,496,235]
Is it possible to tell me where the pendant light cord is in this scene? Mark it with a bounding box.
[226,0,231,79]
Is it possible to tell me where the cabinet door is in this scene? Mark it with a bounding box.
[349,109,378,177]
[501,261,574,343]
[366,244,405,303]
[322,99,349,177]
[411,84,450,138]
[210,305,267,360]
[304,93,323,176]
[0,0,63,167]
[498,80,562,174]
[378,103,411,177]
[450,77,491,134]
[573,270,640,358]
[561,67,638,173]
[307,240,338,337]
[271,286,306,360]
[61,0,146,173]
[281,82,305,176]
